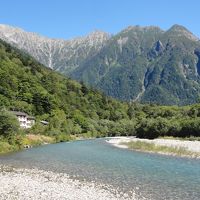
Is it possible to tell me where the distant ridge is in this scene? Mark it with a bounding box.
[0,24,200,105]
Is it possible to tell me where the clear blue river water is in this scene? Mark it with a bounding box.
[0,139,200,200]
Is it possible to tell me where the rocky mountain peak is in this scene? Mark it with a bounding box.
[83,30,110,46]
[88,30,110,38]
[0,24,110,72]
[0,24,22,32]
[123,25,163,33]
[167,24,199,41]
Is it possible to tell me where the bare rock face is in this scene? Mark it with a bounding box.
[0,24,109,74]
[154,40,164,52]
[194,49,200,57]
[194,49,200,75]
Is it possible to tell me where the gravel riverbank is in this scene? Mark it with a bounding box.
[107,137,200,158]
[0,165,137,200]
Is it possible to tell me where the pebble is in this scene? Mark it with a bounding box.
[0,165,137,200]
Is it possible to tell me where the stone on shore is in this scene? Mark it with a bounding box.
[0,166,136,200]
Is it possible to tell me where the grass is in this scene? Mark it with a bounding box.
[22,134,56,146]
[0,133,80,154]
[121,141,200,158]
[159,136,200,141]
[0,134,56,154]
[0,141,20,154]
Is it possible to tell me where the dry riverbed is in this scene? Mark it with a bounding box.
[0,165,139,200]
[107,137,200,158]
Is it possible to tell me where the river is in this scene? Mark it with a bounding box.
[0,139,200,200]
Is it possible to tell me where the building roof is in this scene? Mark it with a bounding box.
[40,120,49,125]
[11,111,35,119]
[27,116,35,119]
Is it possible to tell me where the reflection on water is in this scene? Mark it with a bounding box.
[0,139,200,200]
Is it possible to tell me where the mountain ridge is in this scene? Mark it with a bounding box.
[0,24,200,105]
[0,24,110,72]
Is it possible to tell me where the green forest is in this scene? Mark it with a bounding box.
[0,39,200,153]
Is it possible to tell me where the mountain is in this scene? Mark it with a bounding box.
[0,39,129,139]
[1,24,200,105]
[71,25,200,105]
[0,24,109,74]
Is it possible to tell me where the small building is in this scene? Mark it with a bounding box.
[11,111,35,129]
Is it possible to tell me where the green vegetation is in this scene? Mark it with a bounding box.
[130,104,200,139]
[0,39,130,153]
[71,25,200,105]
[22,134,55,147]
[122,141,200,157]
[0,110,23,153]
[1,39,200,154]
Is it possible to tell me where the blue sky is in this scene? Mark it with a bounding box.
[1,0,200,39]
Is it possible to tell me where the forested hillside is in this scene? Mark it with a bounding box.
[1,39,200,153]
[0,39,128,136]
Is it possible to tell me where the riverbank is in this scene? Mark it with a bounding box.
[0,165,136,200]
[107,137,200,158]
[0,134,56,154]
[0,133,77,154]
